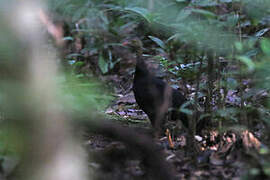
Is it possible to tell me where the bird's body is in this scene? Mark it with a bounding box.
[133,57,188,130]
[123,37,189,130]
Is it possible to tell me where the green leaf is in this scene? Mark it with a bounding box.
[180,108,193,115]
[245,49,258,58]
[148,36,166,49]
[235,42,243,52]
[261,39,270,56]
[259,147,269,155]
[176,0,187,2]
[63,36,73,41]
[191,0,218,7]
[237,56,255,71]
[220,0,232,2]
[263,166,270,176]
[98,54,108,74]
[111,58,121,67]
[226,13,239,27]
[167,33,180,42]
[124,7,151,22]
[255,28,270,37]
[199,113,211,121]
[191,9,216,19]
[250,168,260,175]
[67,53,83,59]
[179,101,193,115]
[74,61,84,67]
[177,9,192,21]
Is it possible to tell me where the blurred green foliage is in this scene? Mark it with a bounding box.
[60,74,113,114]
[0,2,114,160]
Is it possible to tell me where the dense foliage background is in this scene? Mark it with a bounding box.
[48,0,270,128]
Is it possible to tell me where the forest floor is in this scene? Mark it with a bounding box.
[83,70,264,180]
[65,37,269,179]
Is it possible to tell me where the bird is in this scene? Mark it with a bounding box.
[122,37,189,132]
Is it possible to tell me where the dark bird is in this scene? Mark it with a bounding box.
[122,38,189,131]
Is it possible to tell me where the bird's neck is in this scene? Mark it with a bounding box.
[135,56,150,78]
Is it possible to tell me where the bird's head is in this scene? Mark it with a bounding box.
[122,37,143,56]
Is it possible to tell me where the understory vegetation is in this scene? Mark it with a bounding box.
[48,0,270,130]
